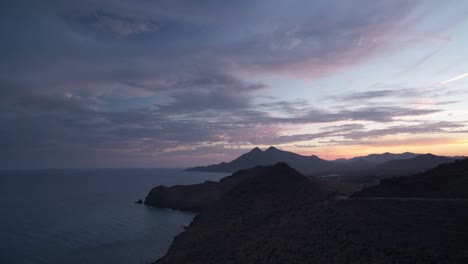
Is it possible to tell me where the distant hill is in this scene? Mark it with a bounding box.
[335,152,419,164]
[187,148,454,175]
[355,158,468,198]
[186,147,334,174]
[377,154,453,172]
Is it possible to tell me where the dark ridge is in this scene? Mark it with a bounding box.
[144,181,221,212]
[355,158,468,198]
[144,163,305,212]
[335,152,419,164]
[376,153,454,172]
[185,147,334,174]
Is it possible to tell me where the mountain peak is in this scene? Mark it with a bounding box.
[270,162,294,171]
[266,146,279,152]
[186,147,331,173]
[250,147,263,153]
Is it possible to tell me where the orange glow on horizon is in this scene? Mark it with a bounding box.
[287,137,468,160]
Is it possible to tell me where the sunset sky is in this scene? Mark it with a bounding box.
[1,0,468,169]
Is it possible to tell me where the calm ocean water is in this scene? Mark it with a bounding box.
[0,168,227,264]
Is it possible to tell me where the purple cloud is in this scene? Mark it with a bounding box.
[1,0,467,168]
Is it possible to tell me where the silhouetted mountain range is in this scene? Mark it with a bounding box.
[186,147,453,174]
[186,146,334,173]
[335,152,419,164]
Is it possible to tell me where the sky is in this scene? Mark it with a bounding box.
[1,0,468,169]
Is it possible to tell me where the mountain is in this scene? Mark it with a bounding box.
[355,158,468,198]
[377,154,453,172]
[146,163,359,212]
[156,162,468,264]
[335,152,419,164]
[186,146,334,173]
[145,166,277,211]
[187,148,453,175]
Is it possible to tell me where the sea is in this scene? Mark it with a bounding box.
[0,168,227,264]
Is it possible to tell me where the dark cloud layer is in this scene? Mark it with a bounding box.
[1,0,466,168]
[79,10,159,37]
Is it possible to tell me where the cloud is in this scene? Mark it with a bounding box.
[1,0,467,168]
[228,121,467,146]
[318,137,461,148]
[341,121,467,140]
[339,90,396,101]
[252,103,442,123]
[439,72,468,85]
[79,10,159,36]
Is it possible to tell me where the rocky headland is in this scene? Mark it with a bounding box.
[144,165,282,211]
[148,161,468,264]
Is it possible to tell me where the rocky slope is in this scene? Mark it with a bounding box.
[355,158,468,198]
[155,162,468,264]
